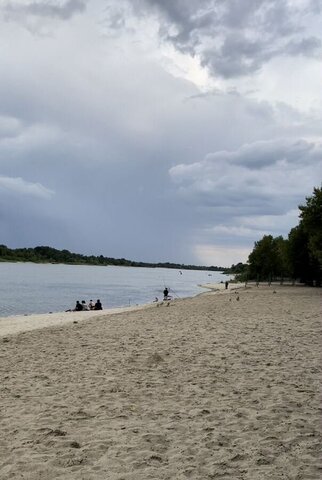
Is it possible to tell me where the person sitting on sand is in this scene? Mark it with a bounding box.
[94,299,102,310]
[73,300,83,311]
[88,299,94,310]
[81,300,89,311]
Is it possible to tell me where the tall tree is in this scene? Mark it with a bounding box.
[273,235,291,280]
[287,225,315,284]
[299,186,322,268]
[248,235,278,280]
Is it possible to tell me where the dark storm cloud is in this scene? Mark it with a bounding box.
[129,0,322,77]
[2,0,86,22]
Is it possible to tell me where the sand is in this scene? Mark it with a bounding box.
[0,285,321,479]
[0,305,152,338]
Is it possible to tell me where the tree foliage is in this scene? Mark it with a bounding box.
[299,186,322,267]
[247,235,291,281]
[246,186,322,285]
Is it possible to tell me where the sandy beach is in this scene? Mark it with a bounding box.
[0,285,321,479]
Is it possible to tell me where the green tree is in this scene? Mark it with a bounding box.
[273,235,291,281]
[299,185,322,268]
[248,235,275,280]
[248,235,290,281]
[287,224,319,284]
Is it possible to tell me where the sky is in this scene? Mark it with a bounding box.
[0,0,321,267]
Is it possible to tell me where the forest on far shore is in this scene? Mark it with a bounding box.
[0,244,227,273]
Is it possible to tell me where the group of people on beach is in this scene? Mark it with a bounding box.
[71,299,102,311]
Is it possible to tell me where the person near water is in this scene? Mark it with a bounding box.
[225,281,229,290]
[73,300,83,311]
[88,299,94,310]
[81,300,89,311]
[94,299,102,310]
[163,287,169,300]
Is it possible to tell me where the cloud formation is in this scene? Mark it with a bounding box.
[0,0,321,267]
[128,0,322,77]
[1,0,86,33]
[170,138,322,212]
[0,175,54,199]
[2,0,86,21]
[169,138,322,257]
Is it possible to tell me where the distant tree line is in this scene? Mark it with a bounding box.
[231,186,322,286]
[0,244,226,272]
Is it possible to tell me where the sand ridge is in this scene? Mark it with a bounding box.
[0,285,321,479]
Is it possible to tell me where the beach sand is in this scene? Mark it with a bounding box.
[0,285,321,479]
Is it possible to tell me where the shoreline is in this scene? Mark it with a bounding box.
[0,282,243,338]
[0,303,156,338]
[0,282,311,338]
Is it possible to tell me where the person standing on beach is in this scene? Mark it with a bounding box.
[163,287,169,300]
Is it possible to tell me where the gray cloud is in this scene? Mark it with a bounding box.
[2,0,86,23]
[169,137,322,223]
[307,0,322,15]
[128,0,322,77]
[223,138,319,169]
[0,115,22,139]
[168,137,322,257]
[284,36,322,57]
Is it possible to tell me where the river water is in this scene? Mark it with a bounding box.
[0,262,229,317]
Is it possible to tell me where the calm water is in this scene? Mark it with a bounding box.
[0,263,229,317]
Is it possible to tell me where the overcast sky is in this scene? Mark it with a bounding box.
[0,0,321,267]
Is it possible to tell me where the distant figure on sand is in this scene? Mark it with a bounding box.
[225,281,229,290]
[163,287,169,300]
[94,299,102,310]
[74,301,83,311]
[88,299,94,310]
[81,300,89,311]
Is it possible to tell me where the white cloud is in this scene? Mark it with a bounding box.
[0,123,64,155]
[0,176,54,198]
[240,209,300,233]
[194,244,251,268]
